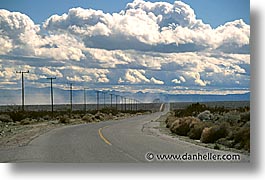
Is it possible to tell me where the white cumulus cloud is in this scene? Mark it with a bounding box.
[0,0,250,96]
[41,0,249,53]
[150,77,164,84]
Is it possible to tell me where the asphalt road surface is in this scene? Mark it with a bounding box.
[0,104,249,162]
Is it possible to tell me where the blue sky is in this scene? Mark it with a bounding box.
[0,0,249,28]
[0,0,250,104]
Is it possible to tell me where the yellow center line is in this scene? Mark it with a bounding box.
[98,126,112,146]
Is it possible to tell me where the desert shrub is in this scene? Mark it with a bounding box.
[0,114,13,122]
[174,103,208,117]
[59,115,70,124]
[188,121,213,140]
[236,106,250,112]
[242,121,250,128]
[20,118,32,125]
[165,116,178,128]
[170,117,200,136]
[173,103,243,118]
[214,143,220,150]
[185,103,208,116]
[240,111,250,123]
[219,111,241,125]
[211,113,223,121]
[82,114,94,122]
[43,115,50,120]
[200,122,230,143]
[72,114,81,119]
[216,138,234,148]
[26,111,52,120]
[104,113,113,120]
[100,107,119,116]
[232,127,250,152]
[200,127,212,143]
[170,119,180,132]
[210,106,229,114]
[94,112,105,121]
[4,111,69,122]
[214,122,230,139]
[7,111,27,122]
[197,110,214,121]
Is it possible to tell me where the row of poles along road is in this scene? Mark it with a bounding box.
[15,71,142,113]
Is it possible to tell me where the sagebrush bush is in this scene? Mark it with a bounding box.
[0,114,13,122]
[240,111,250,123]
[59,115,70,124]
[82,114,94,122]
[20,118,32,125]
[7,111,27,121]
[173,103,244,118]
[165,116,178,128]
[104,113,113,120]
[94,112,105,121]
[100,107,119,116]
[216,138,234,148]
[200,122,230,143]
[167,105,250,152]
[188,121,213,140]
[170,117,200,136]
[174,103,208,117]
[219,111,241,125]
[197,110,214,121]
[232,127,250,152]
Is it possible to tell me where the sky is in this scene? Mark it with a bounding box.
[0,0,250,28]
[0,0,250,104]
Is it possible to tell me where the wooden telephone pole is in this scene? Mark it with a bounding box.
[47,77,56,117]
[69,83,73,113]
[16,70,29,111]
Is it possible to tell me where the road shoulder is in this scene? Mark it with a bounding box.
[142,112,250,157]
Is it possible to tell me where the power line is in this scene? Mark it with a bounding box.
[110,93,113,108]
[69,83,73,113]
[103,91,106,108]
[115,95,119,110]
[83,87,89,112]
[46,77,56,117]
[120,96,124,111]
[124,97,127,111]
[96,90,100,111]
[16,70,29,111]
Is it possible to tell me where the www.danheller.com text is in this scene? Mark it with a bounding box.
[145,152,241,162]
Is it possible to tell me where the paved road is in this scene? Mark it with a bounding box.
[0,104,249,162]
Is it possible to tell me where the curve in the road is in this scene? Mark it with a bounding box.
[0,104,249,163]
[98,126,112,146]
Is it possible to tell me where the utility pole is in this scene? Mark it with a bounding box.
[110,94,113,108]
[47,77,56,117]
[16,70,29,111]
[115,95,118,110]
[69,83,73,113]
[103,92,106,108]
[84,88,89,112]
[96,91,99,111]
[128,98,131,111]
[130,99,133,111]
[131,99,134,111]
[124,97,127,111]
[120,96,123,111]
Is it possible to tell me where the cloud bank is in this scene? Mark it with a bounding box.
[0,0,250,100]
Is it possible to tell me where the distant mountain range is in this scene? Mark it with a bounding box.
[162,92,250,102]
[0,88,250,105]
